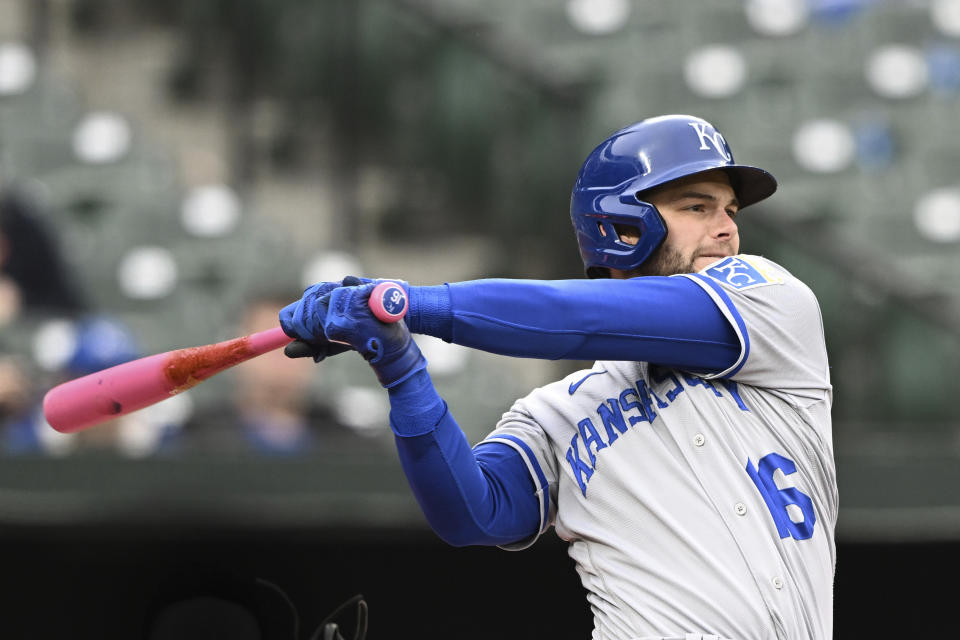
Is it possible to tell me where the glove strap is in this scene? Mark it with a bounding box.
[407,285,453,341]
[372,340,428,389]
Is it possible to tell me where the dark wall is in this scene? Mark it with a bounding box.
[0,524,590,639]
[0,524,954,639]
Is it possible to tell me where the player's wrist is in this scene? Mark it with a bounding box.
[387,368,446,436]
[407,284,453,341]
[368,333,427,388]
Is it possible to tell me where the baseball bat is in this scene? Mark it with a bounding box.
[42,281,409,433]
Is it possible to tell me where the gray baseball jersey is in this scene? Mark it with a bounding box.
[482,254,836,640]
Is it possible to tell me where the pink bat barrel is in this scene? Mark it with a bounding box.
[43,327,293,433]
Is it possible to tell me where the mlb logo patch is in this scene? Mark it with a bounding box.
[703,256,782,290]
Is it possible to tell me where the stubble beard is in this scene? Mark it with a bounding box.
[629,243,695,277]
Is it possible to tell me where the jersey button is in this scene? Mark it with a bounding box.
[772,577,784,590]
[734,502,747,516]
[693,433,705,446]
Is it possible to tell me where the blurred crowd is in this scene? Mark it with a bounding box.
[0,182,380,460]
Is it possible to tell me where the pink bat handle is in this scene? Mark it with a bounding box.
[43,327,293,433]
[368,281,409,323]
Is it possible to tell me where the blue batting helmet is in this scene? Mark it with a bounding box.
[570,114,777,277]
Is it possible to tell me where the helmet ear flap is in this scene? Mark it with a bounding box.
[595,218,643,246]
[594,218,617,240]
[572,199,668,278]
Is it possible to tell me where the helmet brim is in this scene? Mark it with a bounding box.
[632,163,777,211]
[722,165,778,209]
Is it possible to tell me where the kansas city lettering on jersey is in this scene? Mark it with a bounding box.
[565,369,749,496]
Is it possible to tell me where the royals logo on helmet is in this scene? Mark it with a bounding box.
[688,121,732,161]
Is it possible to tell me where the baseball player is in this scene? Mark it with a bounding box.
[279,115,836,640]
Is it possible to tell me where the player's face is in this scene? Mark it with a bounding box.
[617,170,740,277]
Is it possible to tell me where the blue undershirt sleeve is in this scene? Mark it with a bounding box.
[388,369,540,547]
[391,276,740,547]
[408,276,741,373]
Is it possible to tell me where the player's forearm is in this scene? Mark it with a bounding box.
[408,277,740,371]
[388,369,540,546]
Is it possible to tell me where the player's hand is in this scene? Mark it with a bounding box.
[279,276,371,362]
[322,281,426,388]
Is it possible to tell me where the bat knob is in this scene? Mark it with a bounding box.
[369,281,408,323]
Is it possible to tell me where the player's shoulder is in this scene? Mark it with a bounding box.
[695,253,811,294]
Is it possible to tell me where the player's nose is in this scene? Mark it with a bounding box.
[713,207,738,239]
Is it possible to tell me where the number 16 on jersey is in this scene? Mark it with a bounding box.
[747,453,816,540]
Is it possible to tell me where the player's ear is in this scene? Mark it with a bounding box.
[613,223,641,246]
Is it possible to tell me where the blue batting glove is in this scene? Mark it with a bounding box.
[323,282,427,388]
[279,276,371,362]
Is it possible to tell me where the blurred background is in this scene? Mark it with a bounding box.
[0,0,958,637]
